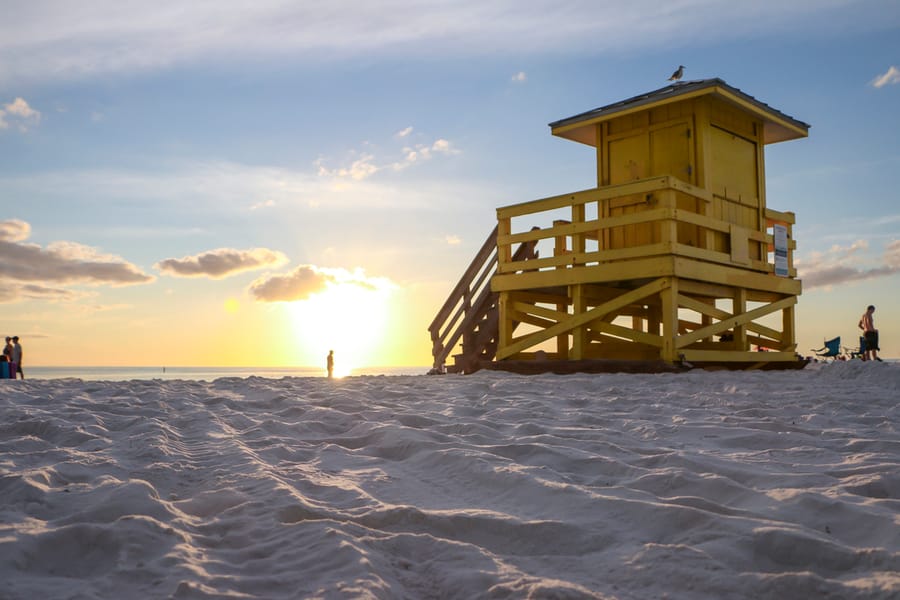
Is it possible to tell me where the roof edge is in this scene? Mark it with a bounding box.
[549,78,810,137]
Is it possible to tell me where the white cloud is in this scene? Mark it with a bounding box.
[511,71,527,83]
[445,235,461,245]
[1,1,885,85]
[797,239,900,289]
[395,126,414,138]
[431,139,457,154]
[0,97,41,132]
[5,97,39,119]
[0,159,490,219]
[0,219,31,243]
[0,281,84,303]
[871,65,900,88]
[0,219,154,303]
[155,247,289,279]
[250,199,276,210]
[249,264,391,302]
[317,134,460,181]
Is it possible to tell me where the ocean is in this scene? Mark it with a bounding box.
[22,365,431,381]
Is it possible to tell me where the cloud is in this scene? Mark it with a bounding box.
[155,247,288,279]
[0,219,31,242]
[0,159,493,218]
[871,65,900,88]
[249,264,390,302]
[0,97,41,131]
[317,135,460,181]
[395,126,414,138]
[798,239,900,289]
[0,282,84,303]
[445,235,461,245]
[250,199,276,210]
[4,1,882,85]
[0,219,153,303]
[511,71,527,83]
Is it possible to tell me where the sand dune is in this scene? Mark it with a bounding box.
[1,362,898,599]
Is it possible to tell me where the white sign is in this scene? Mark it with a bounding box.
[773,224,789,277]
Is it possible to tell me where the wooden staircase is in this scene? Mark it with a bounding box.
[428,226,538,374]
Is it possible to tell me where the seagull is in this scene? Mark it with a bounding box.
[668,65,684,81]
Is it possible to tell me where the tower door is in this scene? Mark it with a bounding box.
[709,126,761,258]
[651,122,698,246]
[607,134,651,249]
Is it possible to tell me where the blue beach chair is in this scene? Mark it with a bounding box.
[812,337,841,361]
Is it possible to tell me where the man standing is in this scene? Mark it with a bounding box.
[858,305,881,362]
[11,336,23,379]
[326,350,334,379]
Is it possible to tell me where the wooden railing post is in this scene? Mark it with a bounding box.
[661,277,679,363]
[498,216,512,267]
[658,189,678,251]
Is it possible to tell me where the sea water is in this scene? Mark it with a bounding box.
[23,365,430,381]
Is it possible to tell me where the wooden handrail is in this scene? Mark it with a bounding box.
[429,226,539,371]
[496,179,795,279]
[428,225,498,334]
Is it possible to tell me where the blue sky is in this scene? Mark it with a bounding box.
[1,0,899,366]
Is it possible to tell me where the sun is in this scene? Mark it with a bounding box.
[288,279,393,374]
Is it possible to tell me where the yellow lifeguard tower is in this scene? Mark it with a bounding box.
[429,79,808,373]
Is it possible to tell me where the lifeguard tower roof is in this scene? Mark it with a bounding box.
[550,78,810,147]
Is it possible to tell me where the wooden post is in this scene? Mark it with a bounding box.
[572,203,586,264]
[783,300,797,353]
[658,189,678,251]
[661,277,679,363]
[498,215,512,266]
[571,284,587,360]
[498,291,512,358]
[734,287,748,351]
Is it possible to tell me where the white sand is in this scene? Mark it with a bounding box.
[1,362,898,599]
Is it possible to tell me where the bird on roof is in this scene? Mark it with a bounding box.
[668,65,684,81]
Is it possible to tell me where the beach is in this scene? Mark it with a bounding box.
[1,362,898,599]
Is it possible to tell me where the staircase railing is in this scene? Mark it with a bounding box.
[429,226,538,373]
[428,226,499,373]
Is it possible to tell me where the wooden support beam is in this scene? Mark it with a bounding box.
[677,293,783,341]
[572,284,587,359]
[590,321,665,348]
[673,257,801,294]
[734,287,748,350]
[675,295,796,349]
[510,300,568,323]
[661,277,679,362]
[783,302,797,352]
[496,278,670,360]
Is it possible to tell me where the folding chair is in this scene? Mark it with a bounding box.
[812,337,841,361]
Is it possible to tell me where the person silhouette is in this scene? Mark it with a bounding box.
[327,350,334,378]
[11,336,23,379]
[858,305,881,362]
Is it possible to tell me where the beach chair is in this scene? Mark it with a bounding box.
[846,336,866,360]
[812,337,841,361]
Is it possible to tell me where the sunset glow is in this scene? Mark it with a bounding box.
[288,279,394,374]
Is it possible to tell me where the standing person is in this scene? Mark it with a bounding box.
[2,337,11,362]
[326,350,334,378]
[11,336,23,379]
[858,305,882,362]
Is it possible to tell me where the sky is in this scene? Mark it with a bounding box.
[1,0,899,370]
